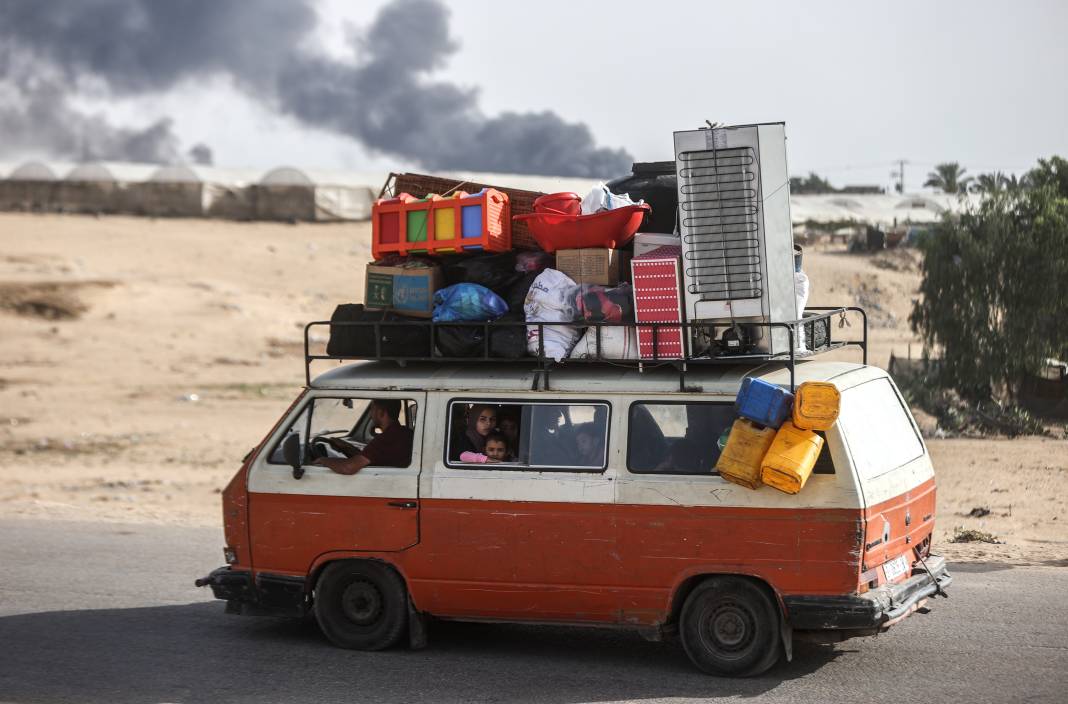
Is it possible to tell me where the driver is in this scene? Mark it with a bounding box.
[313,399,413,475]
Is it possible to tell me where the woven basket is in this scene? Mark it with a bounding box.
[386,172,544,250]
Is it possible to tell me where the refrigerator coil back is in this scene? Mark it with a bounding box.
[677,146,762,302]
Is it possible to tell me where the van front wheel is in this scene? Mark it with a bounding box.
[680,577,781,676]
[314,560,408,650]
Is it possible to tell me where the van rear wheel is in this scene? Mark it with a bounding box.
[679,577,781,676]
[314,560,408,650]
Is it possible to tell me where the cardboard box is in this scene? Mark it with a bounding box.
[633,232,681,257]
[365,263,443,318]
[555,248,631,286]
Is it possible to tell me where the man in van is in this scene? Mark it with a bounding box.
[313,399,413,474]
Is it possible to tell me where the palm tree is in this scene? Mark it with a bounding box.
[1001,173,1022,193]
[924,162,972,194]
[971,171,1024,195]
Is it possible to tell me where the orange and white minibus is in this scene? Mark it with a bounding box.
[198,348,951,676]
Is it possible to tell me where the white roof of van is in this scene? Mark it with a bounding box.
[310,360,878,394]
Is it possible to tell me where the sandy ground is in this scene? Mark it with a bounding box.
[1,213,1065,566]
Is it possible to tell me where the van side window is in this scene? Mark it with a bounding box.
[268,397,416,467]
[627,402,735,474]
[446,400,610,472]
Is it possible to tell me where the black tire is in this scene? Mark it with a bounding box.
[314,560,408,650]
[679,577,782,677]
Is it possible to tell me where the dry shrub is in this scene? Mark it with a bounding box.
[0,281,114,320]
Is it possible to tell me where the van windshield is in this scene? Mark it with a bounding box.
[837,378,924,480]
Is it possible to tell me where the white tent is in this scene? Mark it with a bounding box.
[9,161,58,180]
[59,163,123,214]
[252,166,316,221]
[122,164,207,217]
[0,161,60,211]
[250,166,376,222]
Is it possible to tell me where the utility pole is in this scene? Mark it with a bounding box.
[890,159,908,194]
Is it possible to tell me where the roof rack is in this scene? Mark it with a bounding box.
[304,306,867,392]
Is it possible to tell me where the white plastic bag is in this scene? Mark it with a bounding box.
[794,269,810,351]
[569,325,638,360]
[524,269,581,361]
[580,183,642,215]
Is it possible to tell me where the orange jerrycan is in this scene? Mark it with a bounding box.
[792,381,840,431]
[761,421,824,494]
[715,419,776,490]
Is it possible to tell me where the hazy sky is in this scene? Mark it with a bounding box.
[9,0,1068,191]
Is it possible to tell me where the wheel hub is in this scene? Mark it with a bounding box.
[340,580,383,626]
[706,603,754,653]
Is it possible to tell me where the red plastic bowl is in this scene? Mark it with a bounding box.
[533,192,582,216]
[514,204,650,253]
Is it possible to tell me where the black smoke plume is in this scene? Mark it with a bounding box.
[0,59,182,163]
[0,0,631,176]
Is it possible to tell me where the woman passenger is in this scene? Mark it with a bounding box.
[450,404,497,460]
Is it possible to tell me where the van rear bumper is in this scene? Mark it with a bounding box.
[784,555,951,631]
[195,566,307,617]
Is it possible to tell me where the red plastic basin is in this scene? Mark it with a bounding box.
[533,192,582,216]
[513,204,650,253]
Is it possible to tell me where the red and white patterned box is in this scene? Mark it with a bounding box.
[631,245,685,360]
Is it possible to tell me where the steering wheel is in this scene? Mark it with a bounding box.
[309,434,363,460]
[307,439,327,460]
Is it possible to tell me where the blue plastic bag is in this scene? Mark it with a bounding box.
[432,283,509,322]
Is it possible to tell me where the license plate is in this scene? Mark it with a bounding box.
[882,554,910,582]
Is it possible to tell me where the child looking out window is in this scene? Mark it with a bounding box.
[460,432,512,464]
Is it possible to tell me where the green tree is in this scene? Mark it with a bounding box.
[789,172,837,194]
[923,162,972,194]
[1024,156,1068,197]
[910,165,1068,403]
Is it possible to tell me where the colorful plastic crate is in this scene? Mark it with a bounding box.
[391,173,540,250]
[372,189,511,259]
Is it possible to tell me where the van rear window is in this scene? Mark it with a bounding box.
[838,378,924,479]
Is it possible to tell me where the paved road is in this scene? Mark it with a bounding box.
[1,518,1066,704]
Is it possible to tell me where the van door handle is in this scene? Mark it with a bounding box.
[387,501,417,509]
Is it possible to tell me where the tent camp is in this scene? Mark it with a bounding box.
[788,193,975,227]
[0,158,980,227]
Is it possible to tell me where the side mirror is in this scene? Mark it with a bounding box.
[282,433,304,479]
